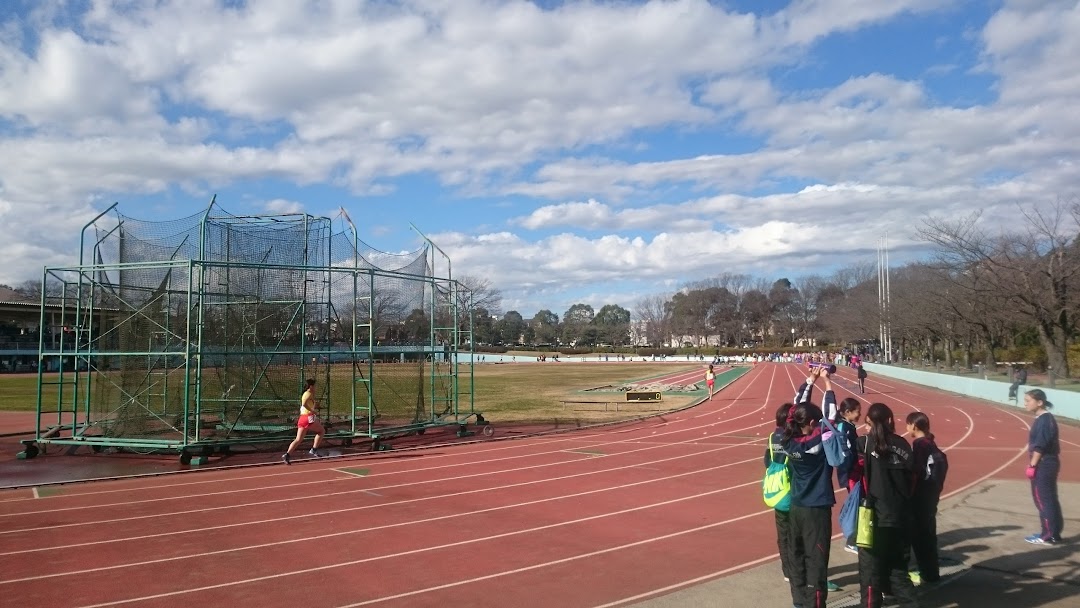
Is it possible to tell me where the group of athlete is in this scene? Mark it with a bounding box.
[277,366,1064,608]
[766,366,1064,608]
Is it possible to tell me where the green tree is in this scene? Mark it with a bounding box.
[497,310,526,345]
[402,308,430,341]
[470,306,497,345]
[530,309,560,345]
[593,304,631,346]
[562,303,594,345]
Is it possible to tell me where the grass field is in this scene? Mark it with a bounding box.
[0,363,709,426]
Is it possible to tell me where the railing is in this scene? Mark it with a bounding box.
[864,363,1080,422]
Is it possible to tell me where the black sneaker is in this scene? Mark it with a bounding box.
[282,453,291,465]
[309,449,324,458]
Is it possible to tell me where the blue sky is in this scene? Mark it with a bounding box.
[0,0,1077,318]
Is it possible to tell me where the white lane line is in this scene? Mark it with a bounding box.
[0,367,772,517]
[0,365,729,504]
[0,367,777,526]
[0,420,772,544]
[335,365,1014,608]
[0,454,765,584]
[351,401,1015,608]
[335,502,777,608]
[73,479,765,608]
[0,406,774,536]
[6,364,740,504]
[594,435,1023,608]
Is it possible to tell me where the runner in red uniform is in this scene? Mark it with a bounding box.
[282,378,326,464]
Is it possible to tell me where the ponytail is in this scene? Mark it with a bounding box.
[905,411,934,440]
[836,397,861,423]
[782,402,823,443]
[775,402,794,428]
[866,402,894,450]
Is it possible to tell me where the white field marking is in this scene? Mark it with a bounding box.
[1061,439,1080,449]
[75,479,768,608]
[941,407,1029,500]
[0,369,779,552]
[837,371,985,447]
[945,406,975,450]
[0,364,729,505]
[31,488,39,499]
[657,367,716,386]
[0,455,765,584]
[597,402,1018,608]
[0,365,766,512]
[2,384,768,518]
[593,460,1004,608]
[826,364,921,415]
[0,435,767,557]
[70,367,1009,608]
[591,553,783,608]
[0,424,630,503]
[846,369,993,414]
[0,417,775,540]
[946,446,1028,451]
[0,398,770,525]
[335,505,780,607]
[347,405,1015,608]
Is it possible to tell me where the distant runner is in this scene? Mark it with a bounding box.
[282,378,326,464]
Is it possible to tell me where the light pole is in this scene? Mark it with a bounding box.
[878,233,892,363]
[791,327,795,348]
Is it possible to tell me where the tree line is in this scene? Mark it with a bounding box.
[11,201,1077,384]
[464,202,1079,383]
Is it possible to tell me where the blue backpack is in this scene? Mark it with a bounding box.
[820,417,852,469]
[763,441,792,512]
[839,479,862,539]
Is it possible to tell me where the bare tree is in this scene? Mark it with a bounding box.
[919,201,1080,384]
[791,275,825,342]
[456,275,503,318]
[830,262,878,291]
[633,294,670,346]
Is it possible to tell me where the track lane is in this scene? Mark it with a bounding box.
[0,362,1057,608]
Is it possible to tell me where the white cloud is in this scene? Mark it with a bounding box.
[0,0,1077,316]
[769,0,945,46]
[982,0,1080,104]
[264,198,304,215]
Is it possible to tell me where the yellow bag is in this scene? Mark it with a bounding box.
[856,498,875,548]
[857,434,877,549]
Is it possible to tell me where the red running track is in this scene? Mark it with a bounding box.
[0,363,1077,608]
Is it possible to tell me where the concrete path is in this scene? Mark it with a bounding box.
[630,481,1079,607]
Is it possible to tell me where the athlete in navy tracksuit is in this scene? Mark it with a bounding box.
[782,370,835,608]
[1024,389,1063,544]
[907,414,943,583]
[857,403,918,608]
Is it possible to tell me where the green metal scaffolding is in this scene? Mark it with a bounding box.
[28,199,479,462]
